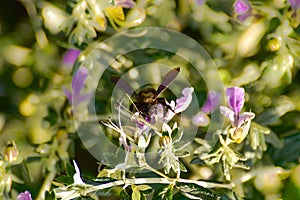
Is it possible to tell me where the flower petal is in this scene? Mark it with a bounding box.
[17,191,32,200]
[77,93,93,105]
[230,117,252,143]
[73,160,85,185]
[220,106,235,125]
[116,0,136,8]
[165,87,194,121]
[149,103,165,121]
[195,0,205,6]
[201,90,220,114]
[63,86,72,103]
[226,87,245,114]
[233,0,251,15]
[63,49,81,66]
[289,0,300,10]
[233,0,252,21]
[236,111,255,128]
[192,111,210,127]
[174,87,194,113]
[72,67,89,95]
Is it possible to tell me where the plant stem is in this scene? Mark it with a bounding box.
[36,167,57,199]
[143,164,172,181]
[56,177,235,199]
[177,178,235,189]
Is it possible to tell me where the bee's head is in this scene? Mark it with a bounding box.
[137,88,157,103]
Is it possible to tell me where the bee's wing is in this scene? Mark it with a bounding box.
[110,76,138,99]
[156,67,180,96]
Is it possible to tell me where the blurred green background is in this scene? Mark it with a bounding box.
[1,0,300,199]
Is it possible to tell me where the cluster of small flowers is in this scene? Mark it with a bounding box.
[233,0,300,22]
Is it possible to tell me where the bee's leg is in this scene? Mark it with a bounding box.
[129,103,136,113]
[157,98,175,113]
[130,102,150,119]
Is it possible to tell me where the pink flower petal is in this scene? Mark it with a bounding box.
[116,0,136,8]
[17,191,32,200]
[63,49,81,66]
[174,87,194,113]
[220,106,235,125]
[236,111,255,128]
[226,87,245,114]
[192,111,210,127]
[165,87,194,121]
[201,90,220,114]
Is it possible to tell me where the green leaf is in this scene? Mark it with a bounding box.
[171,128,180,141]
[137,185,152,191]
[132,186,141,200]
[78,196,95,200]
[282,180,300,200]
[65,162,76,177]
[153,185,173,200]
[55,175,73,185]
[190,157,206,165]
[233,160,250,170]
[120,189,131,200]
[208,140,222,155]
[179,160,187,172]
[20,160,33,182]
[103,147,126,168]
[175,182,220,200]
[109,0,116,6]
[271,132,300,166]
[82,176,116,186]
[265,131,283,149]
[45,190,56,200]
[44,106,58,126]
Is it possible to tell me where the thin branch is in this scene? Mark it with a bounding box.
[56,177,235,199]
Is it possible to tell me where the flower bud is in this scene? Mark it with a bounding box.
[42,4,67,34]
[4,141,19,163]
[268,37,281,52]
[159,135,171,148]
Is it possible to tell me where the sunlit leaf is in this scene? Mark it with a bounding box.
[175,182,219,200]
[153,185,173,200]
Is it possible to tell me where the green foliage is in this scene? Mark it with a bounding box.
[175,182,219,200]
[152,185,173,200]
[1,0,300,199]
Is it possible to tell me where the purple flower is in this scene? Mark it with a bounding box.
[220,87,254,128]
[233,0,252,21]
[201,90,220,114]
[226,87,245,114]
[220,86,255,143]
[63,49,81,66]
[149,103,165,122]
[289,0,300,10]
[63,67,92,111]
[220,106,254,128]
[192,111,210,127]
[173,87,194,113]
[116,0,136,8]
[192,90,220,127]
[195,0,205,6]
[17,191,32,200]
[165,87,194,121]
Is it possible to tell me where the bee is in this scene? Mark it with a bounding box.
[111,67,180,118]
